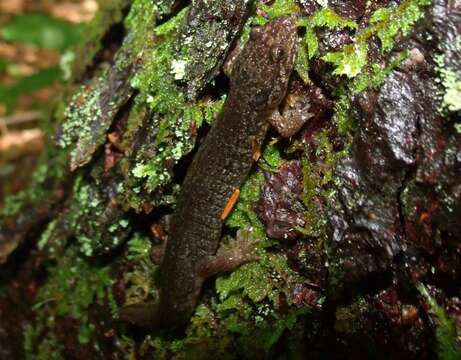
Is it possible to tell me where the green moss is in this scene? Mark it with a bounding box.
[225,172,266,240]
[123,233,159,306]
[351,50,409,94]
[25,246,117,357]
[321,0,431,78]
[0,146,67,218]
[323,42,368,78]
[417,284,461,360]
[296,8,357,82]
[260,142,283,170]
[216,242,301,307]
[333,91,353,135]
[298,8,358,59]
[298,130,345,238]
[124,149,309,357]
[24,323,64,360]
[58,0,177,170]
[258,0,300,20]
[37,219,58,250]
[126,6,226,197]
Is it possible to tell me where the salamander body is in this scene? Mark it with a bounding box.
[122,16,298,331]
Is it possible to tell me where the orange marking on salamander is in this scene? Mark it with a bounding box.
[221,188,241,221]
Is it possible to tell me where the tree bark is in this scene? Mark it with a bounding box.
[0,0,460,358]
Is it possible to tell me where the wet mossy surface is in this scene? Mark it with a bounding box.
[0,0,460,358]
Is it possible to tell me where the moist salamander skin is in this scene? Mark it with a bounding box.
[122,16,298,331]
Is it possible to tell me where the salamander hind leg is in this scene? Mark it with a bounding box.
[197,233,260,279]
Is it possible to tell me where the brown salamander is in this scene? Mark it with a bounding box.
[122,16,298,331]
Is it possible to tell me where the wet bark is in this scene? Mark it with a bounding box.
[0,0,460,358]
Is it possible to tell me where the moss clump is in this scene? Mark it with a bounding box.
[120,145,310,357]
[321,0,431,77]
[123,232,159,306]
[350,50,409,94]
[257,0,300,21]
[296,8,358,82]
[0,145,67,218]
[25,246,117,357]
[126,7,225,196]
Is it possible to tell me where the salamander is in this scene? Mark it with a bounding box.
[122,15,298,331]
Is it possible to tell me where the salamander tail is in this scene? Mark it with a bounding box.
[120,302,161,328]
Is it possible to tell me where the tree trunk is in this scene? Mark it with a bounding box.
[0,0,460,358]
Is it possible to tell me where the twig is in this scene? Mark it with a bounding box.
[0,111,42,134]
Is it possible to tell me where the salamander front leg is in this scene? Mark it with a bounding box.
[267,93,313,138]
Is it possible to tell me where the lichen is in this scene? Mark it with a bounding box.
[435,53,461,113]
[58,0,176,170]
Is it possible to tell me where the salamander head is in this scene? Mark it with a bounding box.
[230,16,298,110]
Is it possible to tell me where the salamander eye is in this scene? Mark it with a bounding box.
[270,46,286,62]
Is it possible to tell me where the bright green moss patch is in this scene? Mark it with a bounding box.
[296,9,357,82]
[258,0,300,20]
[225,172,266,240]
[323,42,368,78]
[216,240,291,305]
[321,0,431,77]
[350,50,409,94]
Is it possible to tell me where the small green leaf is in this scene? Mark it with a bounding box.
[0,66,61,110]
[305,30,318,59]
[323,43,368,78]
[1,14,82,52]
[259,0,300,19]
[311,8,357,30]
